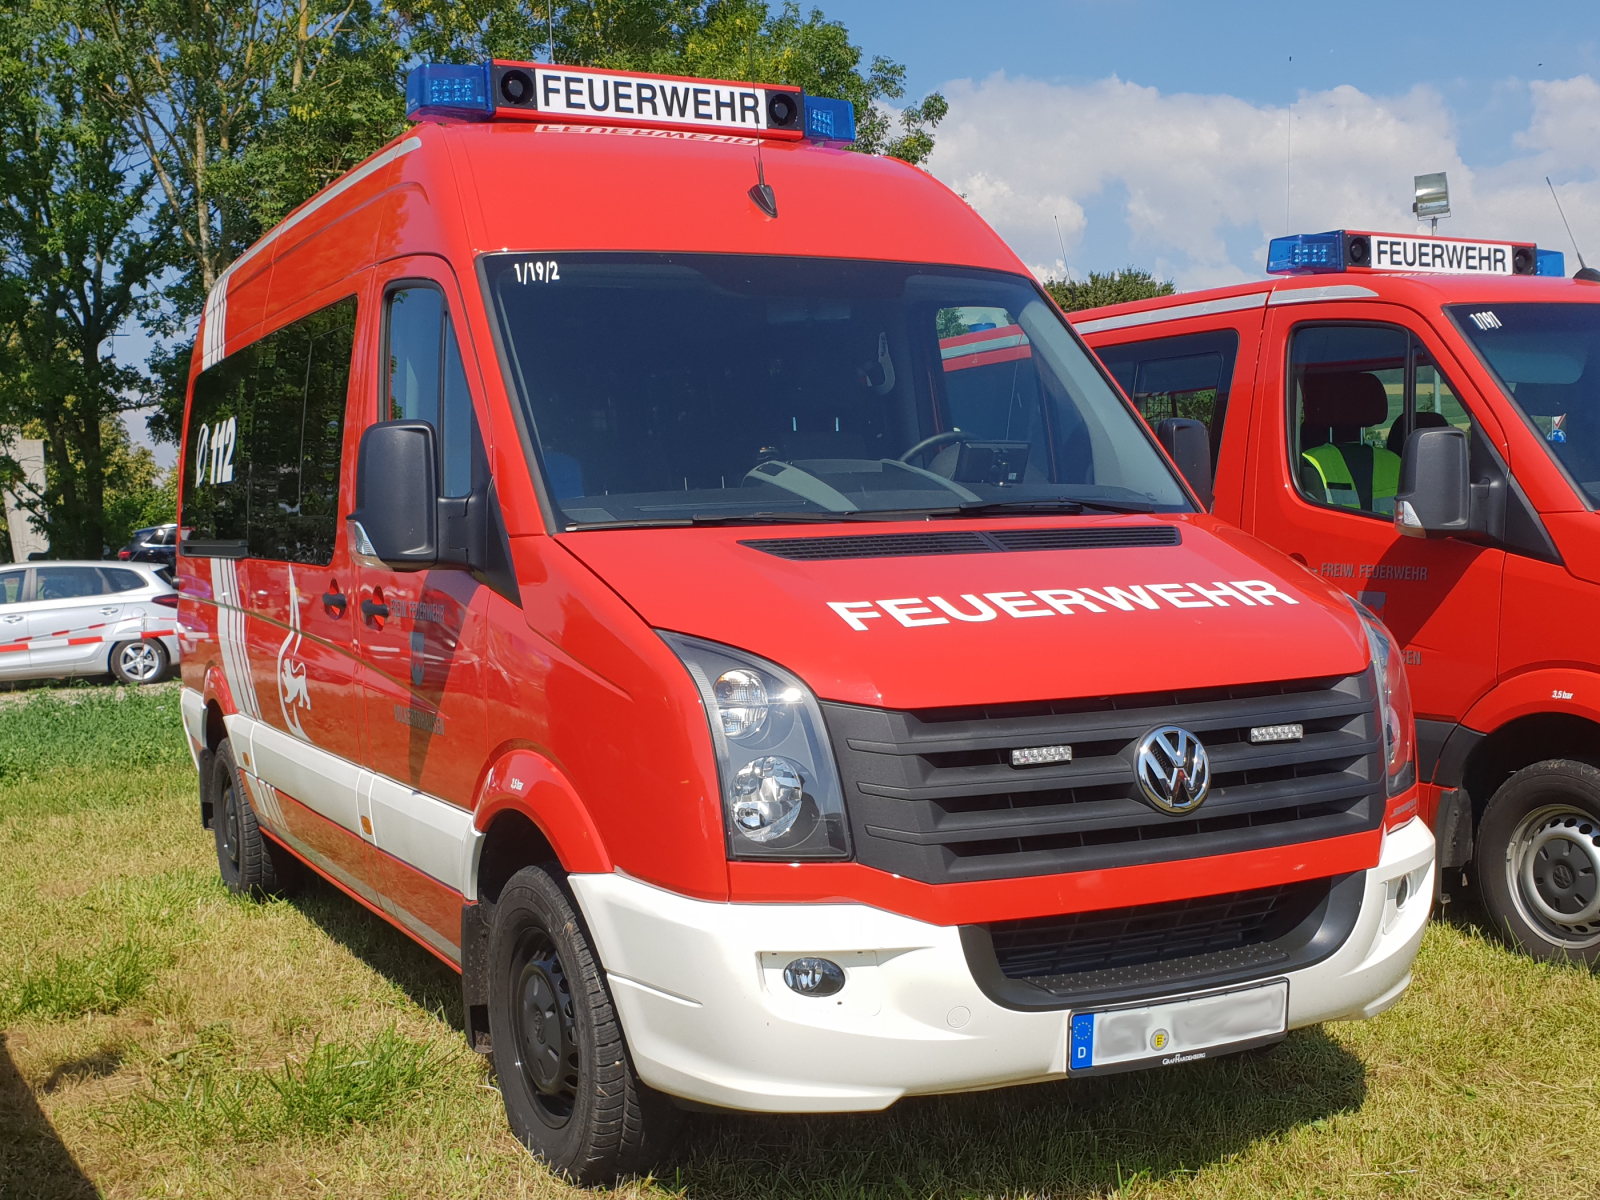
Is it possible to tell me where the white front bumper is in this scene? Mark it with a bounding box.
[571,818,1434,1113]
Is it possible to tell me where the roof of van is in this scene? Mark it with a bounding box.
[1067,269,1600,336]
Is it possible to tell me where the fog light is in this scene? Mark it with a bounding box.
[783,957,844,997]
[1395,873,1411,909]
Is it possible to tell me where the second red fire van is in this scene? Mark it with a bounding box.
[176,64,1433,1181]
[1072,229,1600,967]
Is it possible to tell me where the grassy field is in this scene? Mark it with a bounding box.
[1,687,1598,1199]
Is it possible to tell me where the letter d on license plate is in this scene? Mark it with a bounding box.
[1069,980,1288,1073]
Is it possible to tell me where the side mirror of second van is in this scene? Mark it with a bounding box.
[1394,426,1471,538]
[350,420,441,569]
[1156,418,1214,510]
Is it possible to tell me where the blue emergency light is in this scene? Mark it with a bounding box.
[405,62,855,144]
[1536,249,1566,276]
[406,63,494,122]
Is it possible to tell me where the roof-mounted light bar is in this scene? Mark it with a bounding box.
[405,61,855,144]
[1268,229,1562,278]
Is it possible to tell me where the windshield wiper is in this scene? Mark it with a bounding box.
[951,497,1159,516]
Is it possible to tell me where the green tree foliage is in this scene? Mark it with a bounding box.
[0,2,171,558]
[1044,267,1175,313]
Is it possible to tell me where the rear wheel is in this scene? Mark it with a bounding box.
[212,740,299,898]
[486,865,678,1184]
[1478,759,1600,963]
[110,638,168,685]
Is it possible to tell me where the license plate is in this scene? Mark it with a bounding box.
[1068,980,1288,1073]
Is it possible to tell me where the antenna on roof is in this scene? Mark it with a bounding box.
[1054,215,1074,284]
[546,2,555,62]
[746,26,778,218]
[1547,176,1600,282]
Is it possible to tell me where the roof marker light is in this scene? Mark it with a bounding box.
[406,63,493,122]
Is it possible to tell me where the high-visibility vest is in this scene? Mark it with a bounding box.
[1301,442,1401,515]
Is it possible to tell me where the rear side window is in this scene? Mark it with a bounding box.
[104,568,146,593]
[385,286,479,498]
[34,566,105,600]
[182,296,357,563]
[0,569,23,604]
[1094,330,1240,468]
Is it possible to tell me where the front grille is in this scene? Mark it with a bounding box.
[960,874,1361,1010]
[739,524,1180,561]
[822,672,1382,884]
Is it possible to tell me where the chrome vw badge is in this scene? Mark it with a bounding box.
[1135,725,1211,814]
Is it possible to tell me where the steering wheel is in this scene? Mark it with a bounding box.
[898,431,967,465]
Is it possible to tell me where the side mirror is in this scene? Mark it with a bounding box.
[1156,417,1213,510]
[1394,426,1470,538]
[350,421,440,570]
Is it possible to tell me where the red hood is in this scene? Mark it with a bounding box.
[557,515,1369,709]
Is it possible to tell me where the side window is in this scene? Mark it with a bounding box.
[386,286,479,498]
[1289,325,1407,516]
[103,568,146,593]
[181,295,357,563]
[35,566,105,600]
[1093,330,1240,469]
[0,569,24,604]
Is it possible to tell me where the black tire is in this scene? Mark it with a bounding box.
[1477,759,1600,963]
[487,865,679,1184]
[212,740,300,898]
[110,638,169,685]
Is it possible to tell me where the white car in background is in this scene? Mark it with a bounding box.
[0,561,180,685]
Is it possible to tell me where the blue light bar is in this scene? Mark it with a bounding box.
[1536,248,1565,277]
[803,96,856,143]
[406,63,493,122]
[1267,231,1345,275]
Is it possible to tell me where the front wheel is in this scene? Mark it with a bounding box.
[486,865,679,1184]
[211,740,299,898]
[110,638,168,685]
[1477,759,1600,963]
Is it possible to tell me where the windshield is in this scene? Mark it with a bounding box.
[1449,301,1600,505]
[485,253,1189,527]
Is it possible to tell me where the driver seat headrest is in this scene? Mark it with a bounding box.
[1301,371,1391,432]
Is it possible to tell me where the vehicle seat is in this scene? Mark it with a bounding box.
[1385,409,1451,454]
[1299,371,1401,513]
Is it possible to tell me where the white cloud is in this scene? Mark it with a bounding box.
[925,72,1600,289]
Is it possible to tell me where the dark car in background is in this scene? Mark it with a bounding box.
[118,523,178,570]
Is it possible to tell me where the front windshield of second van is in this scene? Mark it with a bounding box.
[486,253,1190,527]
[1448,301,1600,505]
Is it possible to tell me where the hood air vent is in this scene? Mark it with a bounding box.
[740,525,1181,562]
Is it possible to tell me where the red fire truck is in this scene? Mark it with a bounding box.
[1072,229,1600,965]
[174,66,1432,1182]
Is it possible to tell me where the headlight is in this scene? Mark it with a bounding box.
[1347,597,1416,805]
[660,632,851,860]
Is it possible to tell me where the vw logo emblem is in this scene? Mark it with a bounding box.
[1135,726,1211,814]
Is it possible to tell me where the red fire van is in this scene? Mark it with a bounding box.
[175,67,1432,1181]
[1073,229,1600,965]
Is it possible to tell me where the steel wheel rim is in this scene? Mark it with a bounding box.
[509,928,580,1127]
[1507,803,1600,947]
[119,642,159,681]
[220,777,242,868]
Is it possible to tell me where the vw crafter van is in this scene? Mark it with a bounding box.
[175,63,1432,1182]
[1072,229,1600,965]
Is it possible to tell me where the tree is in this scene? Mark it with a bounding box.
[0,3,171,558]
[1045,267,1175,313]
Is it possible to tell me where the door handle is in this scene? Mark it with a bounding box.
[361,598,390,621]
[0,614,22,624]
[322,590,348,617]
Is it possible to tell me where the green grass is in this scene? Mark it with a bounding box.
[2,684,1599,1198]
